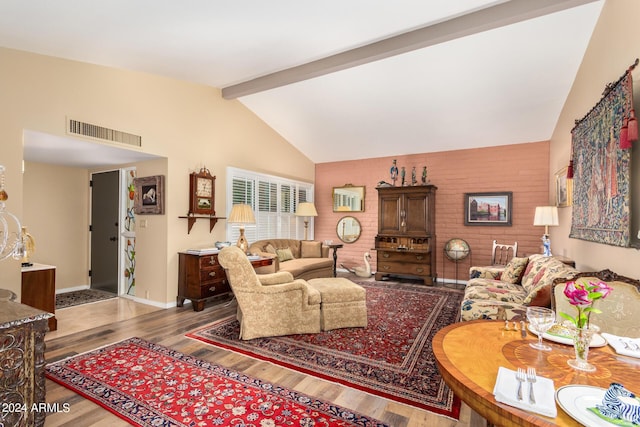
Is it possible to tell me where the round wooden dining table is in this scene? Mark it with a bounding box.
[433,320,640,427]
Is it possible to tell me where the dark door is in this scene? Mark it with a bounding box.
[90,170,119,294]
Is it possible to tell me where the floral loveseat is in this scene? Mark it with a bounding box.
[460,254,578,321]
[248,239,333,280]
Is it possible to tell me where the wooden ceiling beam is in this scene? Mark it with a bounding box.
[222,0,598,99]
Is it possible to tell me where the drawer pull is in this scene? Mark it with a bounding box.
[416,268,424,273]
[208,257,217,265]
[383,265,390,270]
[415,255,424,260]
[383,253,390,258]
[209,286,216,292]
[208,271,217,277]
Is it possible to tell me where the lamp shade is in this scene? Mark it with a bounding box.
[295,202,318,217]
[533,206,559,227]
[227,204,255,224]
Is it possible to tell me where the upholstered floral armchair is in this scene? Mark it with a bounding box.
[218,246,321,340]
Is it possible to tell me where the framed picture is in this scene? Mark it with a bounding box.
[464,192,512,226]
[555,167,572,208]
[134,175,165,215]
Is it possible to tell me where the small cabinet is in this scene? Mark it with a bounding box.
[177,252,274,311]
[374,185,437,285]
[21,263,57,331]
[177,252,231,312]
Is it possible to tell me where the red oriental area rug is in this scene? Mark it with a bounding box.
[45,337,388,427]
[187,281,464,420]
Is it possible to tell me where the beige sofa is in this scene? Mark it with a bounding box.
[248,239,333,280]
[460,254,578,321]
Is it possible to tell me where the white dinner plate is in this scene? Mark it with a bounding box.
[556,385,612,426]
[527,324,607,347]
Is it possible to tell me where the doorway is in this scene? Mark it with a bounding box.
[90,170,120,294]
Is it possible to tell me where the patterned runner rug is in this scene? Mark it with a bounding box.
[46,337,387,427]
[56,289,117,309]
[187,281,464,419]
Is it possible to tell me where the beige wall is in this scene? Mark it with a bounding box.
[22,162,89,289]
[549,0,640,278]
[0,47,314,302]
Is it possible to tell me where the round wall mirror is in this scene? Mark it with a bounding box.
[337,216,362,243]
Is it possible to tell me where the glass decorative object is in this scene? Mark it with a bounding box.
[568,324,598,372]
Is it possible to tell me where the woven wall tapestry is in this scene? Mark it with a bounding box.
[569,71,633,247]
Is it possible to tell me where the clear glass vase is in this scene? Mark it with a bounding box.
[567,324,599,372]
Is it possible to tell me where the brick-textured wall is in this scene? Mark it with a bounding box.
[315,141,551,282]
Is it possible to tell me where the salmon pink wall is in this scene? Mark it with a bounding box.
[315,141,553,283]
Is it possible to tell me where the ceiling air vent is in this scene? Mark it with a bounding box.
[67,119,142,147]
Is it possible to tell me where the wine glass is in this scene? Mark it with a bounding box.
[526,307,555,351]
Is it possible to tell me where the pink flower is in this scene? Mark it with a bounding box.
[560,279,613,329]
[591,281,613,299]
[563,281,591,306]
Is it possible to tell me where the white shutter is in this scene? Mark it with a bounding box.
[226,167,313,243]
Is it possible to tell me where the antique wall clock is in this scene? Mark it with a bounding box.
[189,167,216,216]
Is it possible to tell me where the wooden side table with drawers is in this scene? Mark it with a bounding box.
[177,251,273,311]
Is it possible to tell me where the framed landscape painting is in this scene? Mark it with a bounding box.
[464,192,512,226]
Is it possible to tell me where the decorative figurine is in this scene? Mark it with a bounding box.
[542,234,552,256]
[422,166,427,184]
[400,166,406,186]
[411,166,417,186]
[390,159,399,186]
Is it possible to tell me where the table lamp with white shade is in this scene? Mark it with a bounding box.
[227,204,255,253]
[296,202,317,241]
[533,206,559,256]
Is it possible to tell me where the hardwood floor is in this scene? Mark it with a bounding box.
[44,292,487,427]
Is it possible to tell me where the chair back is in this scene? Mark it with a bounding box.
[491,240,518,266]
[552,270,640,337]
[218,246,263,291]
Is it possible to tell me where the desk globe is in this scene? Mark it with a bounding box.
[444,238,470,261]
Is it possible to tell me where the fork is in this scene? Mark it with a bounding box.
[527,367,537,404]
[516,368,526,401]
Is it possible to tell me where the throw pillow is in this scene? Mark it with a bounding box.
[501,257,529,284]
[276,247,295,262]
[525,285,551,307]
[301,241,322,258]
[264,243,277,254]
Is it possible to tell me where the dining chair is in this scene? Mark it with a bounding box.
[491,240,518,266]
[551,269,640,337]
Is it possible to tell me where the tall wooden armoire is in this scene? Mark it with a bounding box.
[374,185,437,285]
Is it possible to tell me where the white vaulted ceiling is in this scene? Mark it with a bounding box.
[1,0,604,164]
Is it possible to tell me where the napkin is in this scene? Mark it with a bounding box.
[602,333,640,358]
[493,367,557,418]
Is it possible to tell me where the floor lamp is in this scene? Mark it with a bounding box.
[296,202,317,241]
[228,204,255,253]
[533,206,559,256]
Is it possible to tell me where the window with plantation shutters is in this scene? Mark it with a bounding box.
[226,167,314,244]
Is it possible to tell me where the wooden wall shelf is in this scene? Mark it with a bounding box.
[178,215,225,234]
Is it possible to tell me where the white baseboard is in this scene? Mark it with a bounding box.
[55,285,90,294]
[120,293,176,309]
[438,277,468,286]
